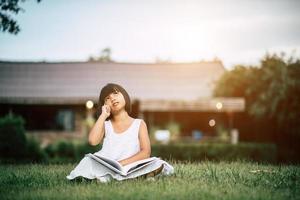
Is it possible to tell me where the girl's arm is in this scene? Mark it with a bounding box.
[88,115,106,146]
[88,105,110,145]
[118,120,151,166]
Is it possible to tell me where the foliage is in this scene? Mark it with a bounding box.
[148,124,160,143]
[152,143,277,164]
[213,65,253,98]
[215,123,230,142]
[164,120,181,141]
[213,53,300,136]
[0,0,41,34]
[0,112,27,158]
[22,136,48,163]
[42,140,277,164]
[44,140,100,163]
[88,47,114,62]
[0,113,47,163]
[165,120,181,135]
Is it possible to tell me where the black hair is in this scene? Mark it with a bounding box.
[97,83,132,120]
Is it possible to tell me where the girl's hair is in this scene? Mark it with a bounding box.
[97,83,132,120]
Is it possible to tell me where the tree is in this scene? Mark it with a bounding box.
[88,47,114,62]
[213,53,300,136]
[213,65,252,98]
[0,0,41,34]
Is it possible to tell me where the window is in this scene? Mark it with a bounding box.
[55,109,74,131]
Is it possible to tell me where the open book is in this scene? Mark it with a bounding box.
[86,153,159,176]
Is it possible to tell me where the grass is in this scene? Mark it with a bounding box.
[0,160,299,200]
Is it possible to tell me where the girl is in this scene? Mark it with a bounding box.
[66,83,174,182]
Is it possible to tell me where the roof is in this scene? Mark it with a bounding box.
[140,97,245,112]
[0,61,226,104]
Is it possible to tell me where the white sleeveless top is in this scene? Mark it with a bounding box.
[94,118,142,161]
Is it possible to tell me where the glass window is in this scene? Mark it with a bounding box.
[55,109,74,131]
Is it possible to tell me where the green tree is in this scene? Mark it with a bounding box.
[213,53,300,137]
[0,0,41,34]
[213,65,252,98]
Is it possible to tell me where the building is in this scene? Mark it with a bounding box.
[0,60,245,146]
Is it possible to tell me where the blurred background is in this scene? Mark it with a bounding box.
[0,0,299,164]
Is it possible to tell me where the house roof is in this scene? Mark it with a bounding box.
[0,61,226,105]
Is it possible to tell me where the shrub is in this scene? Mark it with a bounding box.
[44,140,101,164]
[0,113,27,159]
[44,140,75,163]
[22,136,49,163]
[43,140,277,164]
[165,120,181,141]
[75,142,101,160]
[0,113,48,163]
[151,143,277,163]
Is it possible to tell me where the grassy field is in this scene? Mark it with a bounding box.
[0,161,299,200]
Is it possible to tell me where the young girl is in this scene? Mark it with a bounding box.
[66,83,174,182]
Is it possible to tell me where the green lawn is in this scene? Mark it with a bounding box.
[0,161,299,200]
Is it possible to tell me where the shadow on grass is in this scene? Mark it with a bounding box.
[67,174,163,185]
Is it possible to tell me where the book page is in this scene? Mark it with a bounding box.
[93,154,123,170]
[122,157,159,175]
[88,153,126,175]
[126,159,158,175]
[88,154,160,176]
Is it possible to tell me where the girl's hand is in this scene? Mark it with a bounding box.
[118,160,126,166]
[100,104,111,119]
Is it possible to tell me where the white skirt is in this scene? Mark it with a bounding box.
[66,154,175,182]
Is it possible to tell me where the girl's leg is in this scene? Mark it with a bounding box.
[142,164,164,178]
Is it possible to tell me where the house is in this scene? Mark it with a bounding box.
[0,60,245,146]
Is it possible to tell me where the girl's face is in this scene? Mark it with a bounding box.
[104,90,126,112]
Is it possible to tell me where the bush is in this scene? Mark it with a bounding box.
[44,140,101,164]
[22,137,49,163]
[44,140,75,163]
[43,140,277,164]
[151,143,277,163]
[0,113,48,164]
[0,113,27,159]
[75,142,101,159]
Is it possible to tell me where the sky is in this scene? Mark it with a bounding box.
[0,0,300,69]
